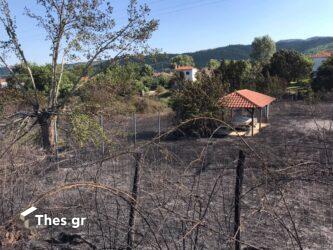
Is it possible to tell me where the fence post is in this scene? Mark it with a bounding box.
[127,152,141,250]
[133,113,137,147]
[158,111,161,142]
[233,150,245,250]
[99,114,105,155]
[54,117,59,161]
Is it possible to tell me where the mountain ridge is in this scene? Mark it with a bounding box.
[1,36,333,76]
[147,36,333,70]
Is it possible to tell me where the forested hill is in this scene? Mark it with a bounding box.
[147,36,333,70]
[1,37,333,76]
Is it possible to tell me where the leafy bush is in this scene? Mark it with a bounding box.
[6,64,83,99]
[156,73,172,88]
[170,55,195,68]
[133,97,167,113]
[171,72,228,136]
[156,85,165,94]
[266,76,288,98]
[312,57,333,92]
[216,60,264,91]
[70,112,108,148]
[269,49,313,82]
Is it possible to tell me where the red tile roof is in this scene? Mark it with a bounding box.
[219,89,276,109]
[310,51,333,59]
[175,66,194,71]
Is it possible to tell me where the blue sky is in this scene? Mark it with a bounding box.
[1,0,333,64]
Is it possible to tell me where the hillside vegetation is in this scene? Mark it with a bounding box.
[148,36,333,70]
[1,36,332,76]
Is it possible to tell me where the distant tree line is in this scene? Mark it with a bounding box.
[170,35,333,133]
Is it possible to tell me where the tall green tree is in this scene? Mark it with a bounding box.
[250,35,276,64]
[217,60,263,90]
[312,57,333,92]
[269,49,313,82]
[0,0,158,153]
[207,59,221,70]
[6,64,82,99]
[170,55,195,68]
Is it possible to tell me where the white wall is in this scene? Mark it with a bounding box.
[0,81,7,88]
[182,68,198,82]
[312,58,327,72]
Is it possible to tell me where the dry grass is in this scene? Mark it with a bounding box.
[0,100,332,249]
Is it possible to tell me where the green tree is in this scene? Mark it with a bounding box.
[7,64,78,99]
[269,49,313,82]
[0,0,158,152]
[216,60,262,91]
[312,57,333,92]
[171,71,228,135]
[140,64,154,77]
[207,59,221,70]
[250,35,276,63]
[170,55,195,68]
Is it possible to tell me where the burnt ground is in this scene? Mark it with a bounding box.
[0,101,332,249]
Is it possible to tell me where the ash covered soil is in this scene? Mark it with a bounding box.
[0,101,332,249]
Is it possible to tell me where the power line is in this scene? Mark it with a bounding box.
[153,0,227,16]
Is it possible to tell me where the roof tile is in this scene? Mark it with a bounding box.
[219,89,276,108]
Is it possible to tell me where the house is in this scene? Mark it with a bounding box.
[175,66,198,82]
[310,51,333,72]
[0,78,8,88]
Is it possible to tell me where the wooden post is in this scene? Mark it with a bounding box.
[259,108,262,131]
[127,153,141,250]
[54,118,58,161]
[251,109,254,137]
[158,111,161,142]
[233,150,245,250]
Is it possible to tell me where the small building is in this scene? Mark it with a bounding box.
[175,66,198,82]
[310,51,333,72]
[219,89,276,136]
[0,78,8,88]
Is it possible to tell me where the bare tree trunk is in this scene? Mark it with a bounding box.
[233,150,245,250]
[37,112,57,153]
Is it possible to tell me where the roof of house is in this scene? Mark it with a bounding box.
[219,89,276,109]
[310,51,333,59]
[175,66,195,71]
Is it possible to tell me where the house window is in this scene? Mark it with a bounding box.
[186,71,190,75]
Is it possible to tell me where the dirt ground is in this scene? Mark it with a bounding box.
[0,101,332,249]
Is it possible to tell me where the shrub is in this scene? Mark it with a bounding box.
[269,49,313,82]
[171,72,228,136]
[156,85,165,94]
[312,57,333,92]
[133,97,167,113]
[69,112,108,148]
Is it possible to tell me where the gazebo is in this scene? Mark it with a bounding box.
[219,89,276,136]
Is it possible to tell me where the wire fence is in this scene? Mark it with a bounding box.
[1,102,331,249]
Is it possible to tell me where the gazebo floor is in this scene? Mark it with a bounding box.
[229,123,269,137]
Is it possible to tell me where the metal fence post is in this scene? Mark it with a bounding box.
[158,111,161,142]
[99,114,105,155]
[133,113,137,147]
